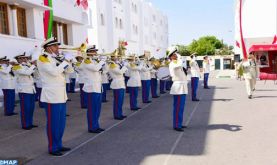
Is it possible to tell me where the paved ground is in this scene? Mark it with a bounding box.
[0,74,277,165]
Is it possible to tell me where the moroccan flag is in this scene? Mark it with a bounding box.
[43,0,53,39]
[272,35,277,44]
[236,41,240,48]
[76,0,81,6]
[80,0,88,10]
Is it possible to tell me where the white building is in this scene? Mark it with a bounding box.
[0,0,88,57]
[88,0,168,58]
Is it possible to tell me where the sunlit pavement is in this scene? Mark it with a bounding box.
[1,75,277,165]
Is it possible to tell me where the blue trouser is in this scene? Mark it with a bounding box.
[166,80,173,90]
[34,83,39,101]
[44,103,66,153]
[2,89,15,116]
[204,73,209,88]
[113,89,125,118]
[86,92,102,131]
[19,93,35,128]
[66,83,70,93]
[141,80,151,103]
[102,83,109,102]
[151,78,158,98]
[160,80,166,94]
[35,87,44,108]
[125,76,129,93]
[69,78,76,93]
[191,77,199,100]
[173,95,186,129]
[129,87,139,109]
[79,84,87,108]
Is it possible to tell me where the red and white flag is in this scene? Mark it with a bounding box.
[235,40,240,48]
[272,35,277,44]
[75,0,88,10]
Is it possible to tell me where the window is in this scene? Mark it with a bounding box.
[119,19,123,29]
[100,13,105,26]
[62,23,68,45]
[17,7,27,37]
[0,2,9,35]
[115,17,118,28]
[52,21,58,39]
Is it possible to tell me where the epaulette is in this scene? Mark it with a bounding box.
[39,55,50,63]
[109,63,117,69]
[12,64,22,71]
[76,62,81,67]
[0,65,2,71]
[173,60,178,64]
[84,58,91,64]
[130,63,136,68]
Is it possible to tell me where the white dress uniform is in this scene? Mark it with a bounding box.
[203,60,211,89]
[190,59,201,78]
[109,62,128,119]
[140,61,152,103]
[140,61,151,81]
[126,63,142,87]
[74,61,87,108]
[190,58,201,101]
[13,63,37,129]
[241,59,258,98]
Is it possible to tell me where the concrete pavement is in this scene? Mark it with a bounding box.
[0,77,277,165]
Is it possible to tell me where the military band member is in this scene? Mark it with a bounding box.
[101,64,109,103]
[37,37,72,156]
[159,59,167,94]
[82,45,105,133]
[126,55,142,111]
[203,56,210,89]
[165,59,173,91]
[109,55,128,120]
[33,66,44,108]
[190,54,201,101]
[69,68,77,93]
[139,55,152,103]
[0,56,17,116]
[240,54,258,99]
[75,55,87,109]
[168,46,188,132]
[149,57,159,98]
[13,53,37,130]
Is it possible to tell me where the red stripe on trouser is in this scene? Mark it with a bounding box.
[20,94,26,128]
[175,96,181,128]
[47,104,53,152]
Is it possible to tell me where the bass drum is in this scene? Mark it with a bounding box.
[157,66,171,80]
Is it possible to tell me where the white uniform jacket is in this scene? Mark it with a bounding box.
[75,62,86,84]
[109,62,128,89]
[82,58,104,93]
[169,58,188,95]
[37,54,70,103]
[149,64,157,79]
[33,69,42,88]
[241,60,258,80]
[140,61,151,80]
[13,64,36,94]
[203,61,210,74]
[0,64,16,89]
[190,60,201,78]
[101,64,109,84]
[126,63,142,87]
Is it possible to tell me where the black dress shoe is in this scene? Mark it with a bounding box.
[60,147,71,152]
[204,87,210,89]
[182,125,188,129]
[131,107,141,111]
[143,101,152,104]
[114,117,124,120]
[174,128,184,132]
[160,92,166,94]
[6,112,18,116]
[88,130,101,133]
[248,95,252,99]
[22,126,32,130]
[102,100,108,103]
[152,96,160,98]
[32,125,38,128]
[81,107,87,109]
[192,99,200,102]
[98,128,105,132]
[66,114,70,117]
[121,115,127,118]
[49,151,63,156]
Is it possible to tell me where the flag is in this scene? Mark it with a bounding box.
[75,0,81,6]
[272,35,277,44]
[43,0,53,39]
[124,42,128,46]
[239,0,247,59]
[236,41,240,48]
[80,0,88,10]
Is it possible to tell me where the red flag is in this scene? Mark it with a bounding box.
[272,35,277,44]
[75,0,81,6]
[80,0,88,10]
[236,41,240,48]
[124,42,128,46]
[86,37,89,44]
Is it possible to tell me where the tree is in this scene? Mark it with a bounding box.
[188,36,224,56]
[176,45,191,56]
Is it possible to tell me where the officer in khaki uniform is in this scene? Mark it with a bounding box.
[168,46,188,132]
[126,55,142,111]
[0,56,17,116]
[109,55,128,120]
[37,37,72,156]
[13,53,37,130]
[240,54,258,99]
[82,45,106,133]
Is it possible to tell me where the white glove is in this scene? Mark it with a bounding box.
[123,61,128,67]
[99,61,105,66]
[63,52,74,61]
